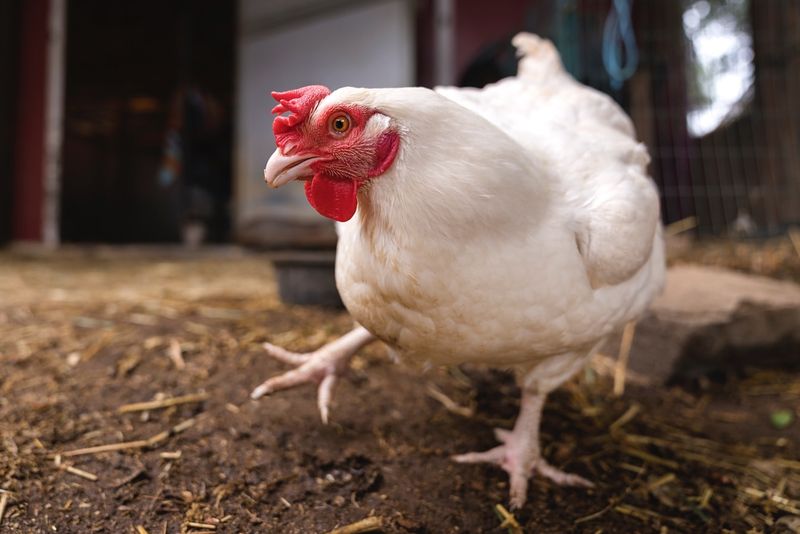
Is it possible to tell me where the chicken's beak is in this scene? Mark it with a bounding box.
[263,149,318,188]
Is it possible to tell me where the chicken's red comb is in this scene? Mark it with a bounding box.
[271,85,331,137]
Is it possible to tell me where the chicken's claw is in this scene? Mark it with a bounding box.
[250,327,376,424]
[453,433,593,509]
[452,390,593,508]
[260,342,313,366]
[250,343,344,424]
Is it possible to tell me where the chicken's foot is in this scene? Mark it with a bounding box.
[250,326,375,424]
[453,388,592,508]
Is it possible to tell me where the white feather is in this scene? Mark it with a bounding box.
[324,33,664,390]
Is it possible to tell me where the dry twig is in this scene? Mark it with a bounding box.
[494,504,523,534]
[620,446,680,470]
[186,522,216,530]
[614,503,687,527]
[118,392,208,414]
[168,338,185,369]
[60,417,196,457]
[325,515,383,534]
[789,228,800,258]
[610,403,641,433]
[613,321,637,396]
[0,492,9,526]
[63,465,98,481]
[647,473,676,491]
[665,216,697,236]
[426,383,474,417]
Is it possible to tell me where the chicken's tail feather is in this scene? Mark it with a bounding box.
[512,32,566,80]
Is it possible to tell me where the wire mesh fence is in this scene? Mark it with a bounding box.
[491,0,800,236]
[629,0,800,236]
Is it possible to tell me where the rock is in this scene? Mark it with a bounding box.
[620,265,800,383]
[652,265,800,323]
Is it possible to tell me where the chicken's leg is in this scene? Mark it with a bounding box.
[453,386,592,509]
[250,326,376,423]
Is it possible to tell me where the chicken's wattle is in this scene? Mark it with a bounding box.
[305,174,358,222]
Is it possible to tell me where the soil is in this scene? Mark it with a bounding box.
[1,247,799,533]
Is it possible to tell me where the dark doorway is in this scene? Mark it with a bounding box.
[0,1,21,244]
[60,0,234,243]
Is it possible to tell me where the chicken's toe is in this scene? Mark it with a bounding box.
[453,441,534,508]
[451,445,506,464]
[534,460,594,488]
[250,326,376,423]
[262,342,312,365]
[250,363,325,400]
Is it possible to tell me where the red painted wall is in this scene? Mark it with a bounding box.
[454,0,531,81]
[12,0,48,241]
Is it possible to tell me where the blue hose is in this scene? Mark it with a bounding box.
[602,0,639,90]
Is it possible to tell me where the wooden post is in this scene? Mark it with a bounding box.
[43,0,67,247]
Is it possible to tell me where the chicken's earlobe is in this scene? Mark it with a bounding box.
[368,131,400,178]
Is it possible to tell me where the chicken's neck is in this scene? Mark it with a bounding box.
[354,138,554,248]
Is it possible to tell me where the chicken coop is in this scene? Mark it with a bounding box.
[1,0,799,243]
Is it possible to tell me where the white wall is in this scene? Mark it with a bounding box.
[235,0,414,241]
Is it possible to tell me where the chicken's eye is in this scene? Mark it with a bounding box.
[329,113,351,135]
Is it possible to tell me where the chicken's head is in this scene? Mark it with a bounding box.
[263,85,400,222]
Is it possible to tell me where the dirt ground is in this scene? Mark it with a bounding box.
[1,244,799,533]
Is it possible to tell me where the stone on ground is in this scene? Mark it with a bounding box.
[613,265,800,383]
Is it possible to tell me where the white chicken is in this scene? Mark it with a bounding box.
[253,33,665,508]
